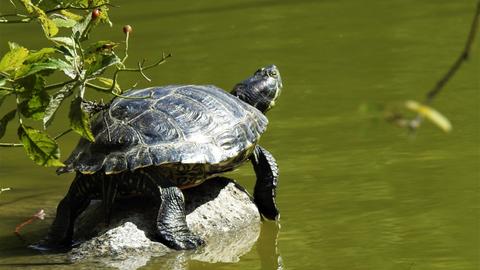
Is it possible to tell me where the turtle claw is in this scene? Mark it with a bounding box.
[29,239,72,252]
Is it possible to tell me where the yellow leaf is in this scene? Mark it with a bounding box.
[60,10,83,21]
[405,100,452,133]
[20,0,58,37]
[0,47,29,72]
[96,77,121,93]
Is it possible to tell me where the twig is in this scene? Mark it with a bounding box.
[107,53,171,93]
[425,0,480,104]
[0,3,117,24]
[397,1,480,131]
[44,3,117,15]
[0,143,23,147]
[137,60,152,82]
[0,18,30,23]
[54,129,73,140]
[122,31,130,64]
[44,78,78,91]
[14,209,45,237]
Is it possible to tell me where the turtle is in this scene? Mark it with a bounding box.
[35,65,282,250]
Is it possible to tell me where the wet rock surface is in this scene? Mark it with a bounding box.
[68,177,261,269]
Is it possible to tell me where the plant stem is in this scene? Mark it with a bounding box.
[407,1,479,130]
[0,143,23,147]
[425,0,480,104]
[54,129,73,140]
[44,78,78,91]
[107,53,171,93]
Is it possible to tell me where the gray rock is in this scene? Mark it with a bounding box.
[68,177,261,269]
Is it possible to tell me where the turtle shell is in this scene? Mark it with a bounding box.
[58,85,268,175]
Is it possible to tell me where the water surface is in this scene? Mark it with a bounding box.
[0,0,478,269]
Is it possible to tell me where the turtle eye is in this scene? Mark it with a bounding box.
[268,70,277,77]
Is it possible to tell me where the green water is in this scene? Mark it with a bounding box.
[0,0,479,269]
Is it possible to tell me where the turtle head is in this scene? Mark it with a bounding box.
[232,64,282,113]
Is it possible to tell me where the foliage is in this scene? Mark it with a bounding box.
[0,0,171,167]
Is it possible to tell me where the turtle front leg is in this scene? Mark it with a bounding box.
[31,174,92,251]
[251,145,280,220]
[156,185,204,250]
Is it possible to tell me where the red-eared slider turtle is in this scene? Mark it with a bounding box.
[36,65,282,250]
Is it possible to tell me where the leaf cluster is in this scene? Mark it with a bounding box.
[0,0,170,167]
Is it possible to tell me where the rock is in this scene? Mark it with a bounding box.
[68,177,261,269]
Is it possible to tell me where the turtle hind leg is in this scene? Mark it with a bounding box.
[251,145,280,220]
[31,174,92,251]
[155,185,204,250]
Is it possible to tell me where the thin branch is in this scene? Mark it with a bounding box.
[425,0,480,104]
[0,18,30,23]
[398,1,480,131]
[44,78,78,91]
[85,82,152,99]
[111,91,153,99]
[85,82,110,92]
[121,32,130,64]
[137,60,152,82]
[107,53,171,93]
[44,3,117,14]
[0,143,23,147]
[0,86,14,91]
[54,129,73,140]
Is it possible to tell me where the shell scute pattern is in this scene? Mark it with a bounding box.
[104,152,128,173]
[126,147,152,170]
[75,149,105,174]
[133,110,182,144]
[110,98,152,122]
[152,93,213,137]
[175,86,236,124]
[60,85,269,174]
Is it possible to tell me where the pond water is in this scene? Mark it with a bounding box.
[0,0,478,269]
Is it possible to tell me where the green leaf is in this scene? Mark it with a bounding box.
[69,97,95,142]
[85,40,119,54]
[25,47,56,63]
[59,10,83,21]
[15,58,70,79]
[37,13,59,37]
[0,46,29,73]
[18,124,64,167]
[16,74,46,98]
[0,109,16,139]
[20,0,58,37]
[85,53,121,77]
[50,36,76,48]
[43,83,76,128]
[19,90,50,120]
[52,17,77,28]
[72,12,93,40]
[8,42,21,50]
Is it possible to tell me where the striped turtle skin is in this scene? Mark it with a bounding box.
[58,85,268,187]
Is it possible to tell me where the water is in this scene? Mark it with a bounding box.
[0,0,478,269]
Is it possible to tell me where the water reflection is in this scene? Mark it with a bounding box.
[257,221,284,270]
